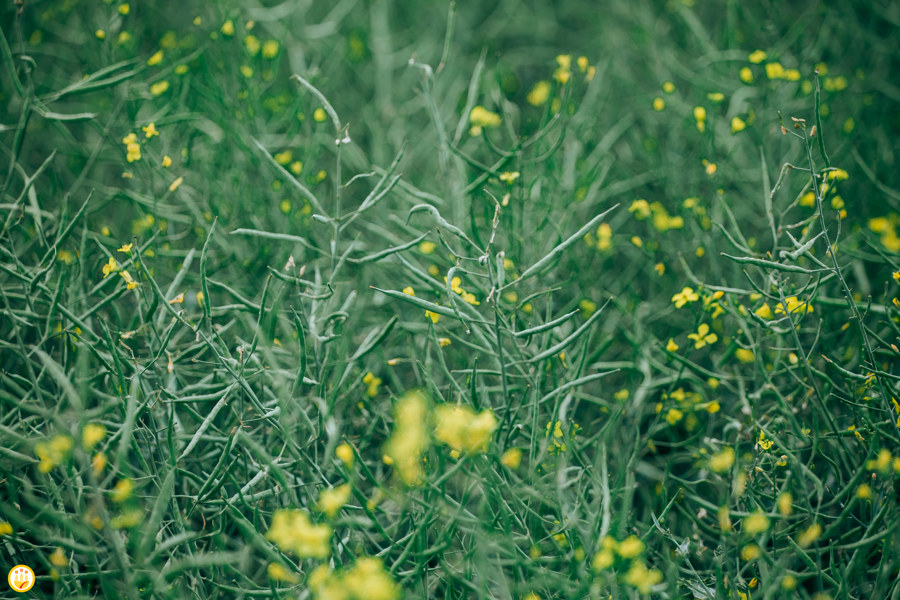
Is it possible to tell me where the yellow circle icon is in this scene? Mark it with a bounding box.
[8,565,35,592]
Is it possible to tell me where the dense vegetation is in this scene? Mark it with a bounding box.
[1,1,899,598]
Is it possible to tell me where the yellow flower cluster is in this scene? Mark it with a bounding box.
[316,484,352,518]
[753,295,813,320]
[583,222,613,252]
[81,423,106,450]
[708,446,735,473]
[34,435,73,473]
[308,557,399,600]
[101,251,140,290]
[469,105,501,136]
[445,275,480,306]
[658,387,718,431]
[122,132,141,162]
[866,447,900,475]
[629,199,683,232]
[868,215,900,252]
[383,391,430,486]
[265,508,331,558]
[592,535,662,594]
[545,420,580,454]
[433,405,497,455]
[362,372,381,397]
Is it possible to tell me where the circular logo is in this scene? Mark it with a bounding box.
[8,565,35,592]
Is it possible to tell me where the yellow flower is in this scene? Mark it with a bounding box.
[623,560,663,594]
[267,562,299,583]
[362,372,381,397]
[499,171,520,184]
[150,80,170,96]
[709,447,735,473]
[162,155,172,167]
[433,404,497,454]
[775,296,813,315]
[527,80,552,106]
[666,408,683,425]
[754,303,773,319]
[731,116,746,133]
[765,62,785,79]
[671,286,699,308]
[384,391,430,485]
[500,447,522,469]
[652,96,665,111]
[244,34,260,56]
[402,286,415,296]
[102,257,119,278]
[313,107,327,122]
[856,483,872,499]
[468,105,501,135]
[0,522,12,536]
[147,51,163,66]
[425,310,440,324]
[168,176,184,192]
[734,348,755,363]
[262,39,280,58]
[617,535,645,559]
[748,49,767,64]
[777,492,793,516]
[693,106,707,132]
[112,478,134,503]
[95,29,106,40]
[798,522,822,547]
[592,548,614,570]
[81,423,107,450]
[221,20,235,36]
[687,323,717,349]
[662,80,675,93]
[739,66,753,83]
[629,199,651,219]
[49,547,67,567]
[757,430,774,450]
[142,122,159,138]
[665,338,679,352]
[316,484,352,518]
[117,243,133,254]
[265,508,332,558]
[342,557,400,600]
[118,3,130,15]
[741,543,761,561]
[743,510,770,534]
[92,452,107,476]
[240,65,253,78]
[335,443,354,467]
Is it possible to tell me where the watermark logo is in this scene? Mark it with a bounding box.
[8,565,35,593]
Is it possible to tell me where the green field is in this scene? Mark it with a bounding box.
[1,1,899,598]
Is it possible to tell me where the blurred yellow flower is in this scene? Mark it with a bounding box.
[316,484,352,518]
[434,404,497,454]
[267,562,299,583]
[527,80,551,106]
[384,391,430,485]
[748,49,767,64]
[709,447,735,473]
[744,510,770,534]
[265,508,331,558]
[335,443,354,467]
[81,423,106,450]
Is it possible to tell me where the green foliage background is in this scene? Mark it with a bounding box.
[1,0,899,598]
